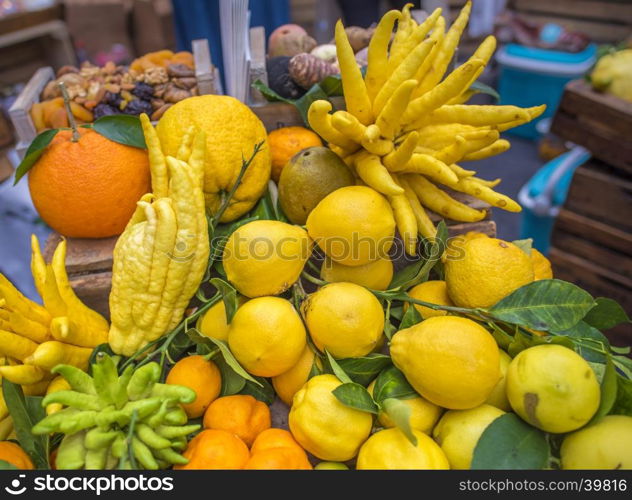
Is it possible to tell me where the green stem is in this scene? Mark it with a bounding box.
[58,82,79,142]
[373,290,485,318]
[124,410,138,470]
[301,271,327,287]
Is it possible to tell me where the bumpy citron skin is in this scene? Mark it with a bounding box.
[156,95,271,222]
[357,428,450,470]
[306,186,396,267]
[445,237,534,308]
[321,256,394,291]
[561,415,632,470]
[223,220,311,298]
[228,297,306,377]
[506,344,600,434]
[390,316,500,410]
[433,404,505,469]
[405,280,453,318]
[272,345,318,406]
[289,374,372,461]
[484,349,512,411]
[302,282,384,359]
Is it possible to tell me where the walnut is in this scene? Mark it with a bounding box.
[143,67,169,85]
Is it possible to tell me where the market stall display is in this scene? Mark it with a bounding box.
[0,1,630,472]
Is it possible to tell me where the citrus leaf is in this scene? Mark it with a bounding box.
[470,80,500,101]
[324,351,353,384]
[251,79,291,103]
[591,357,618,422]
[2,379,49,469]
[332,383,378,414]
[583,297,630,331]
[372,365,417,403]
[613,355,632,379]
[337,354,392,386]
[92,114,146,148]
[399,304,422,329]
[215,357,246,396]
[0,460,17,470]
[488,279,595,332]
[251,189,276,221]
[184,328,262,387]
[240,377,275,405]
[507,329,575,358]
[611,374,632,415]
[512,238,533,255]
[210,278,238,323]
[471,413,549,469]
[293,85,331,127]
[553,321,610,364]
[13,128,59,184]
[381,398,417,446]
[319,74,343,96]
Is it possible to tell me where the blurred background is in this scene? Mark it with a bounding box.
[0,0,631,339]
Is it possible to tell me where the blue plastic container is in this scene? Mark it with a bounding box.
[496,43,597,139]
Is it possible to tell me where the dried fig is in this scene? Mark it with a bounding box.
[167,63,195,78]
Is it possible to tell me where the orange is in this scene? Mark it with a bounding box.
[203,395,271,446]
[166,355,222,418]
[245,428,312,470]
[28,128,150,238]
[268,126,323,182]
[0,441,35,470]
[174,429,249,470]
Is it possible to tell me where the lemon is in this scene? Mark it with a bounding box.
[484,350,512,411]
[196,296,247,342]
[306,186,395,267]
[445,237,534,308]
[531,248,553,280]
[390,316,500,409]
[561,415,632,469]
[223,220,311,298]
[314,461,349,470]
[228,297,306,377]
[356,428,449,470]
[405,280,453,318]
[433,404,505,469]
[289,374,372,461]
[301,282,384,358]
[368,380,442,434]
[506,344,600,433]
[156,95,271,222]
[272,345,319,406]
[320,256,393,291]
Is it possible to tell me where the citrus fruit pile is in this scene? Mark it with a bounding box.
[1,1,630,472]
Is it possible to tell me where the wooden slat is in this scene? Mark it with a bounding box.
[43,234,117,275]
[252,97,345,131]
[249,27,268,106]
[70,272,112,319]
[518,12,632,42]
[513,0,632,24]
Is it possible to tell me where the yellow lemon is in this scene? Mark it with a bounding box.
[561,415,632,469]
[506,344,600,433]
[531,248,553,280]
[306,186,395,267]
[445,237,534,308]
[367,380,442,434]
[272,345,319,406]
[228,297,306,377]
[223,220,311,298]
[390,316,500,410]
[196,296,247,342]
[289,374,372,461]
[301,282,384,358]
[484,349,512,411]
[156,95,270,222]
[405,280,453,318]
[356,428,449,470]
[320,256,393,291]
[433,404,505,469]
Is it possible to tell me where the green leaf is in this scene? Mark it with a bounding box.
[324,351,353,384]
[512,238,533,255]
[215,357,246,396]
[251,189,276,221]
[488,279,595,332]
[332,383,378,414]
[337,353,392,386]
[92,115,146,148]
[583,297,630,331]
[372,365,417,403]
[592,357,618,422]
[507,329,575,358]
[210,278,238,323]
[471,413,549,469]
[0,460,18,470]
[13,128,59,184]
[2,379,49,469]
[613,355,632,379]
[252,80,291,103]
[487,322,514,351]
[389,305,404,321]
[470,80,500,101]
[319,74,343,96]
[611,374,632,416]
[399,304,422,329]
[293,85,331,127]
[240,377,275,405]
[381,398,417,446]
[184,328,262,387]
